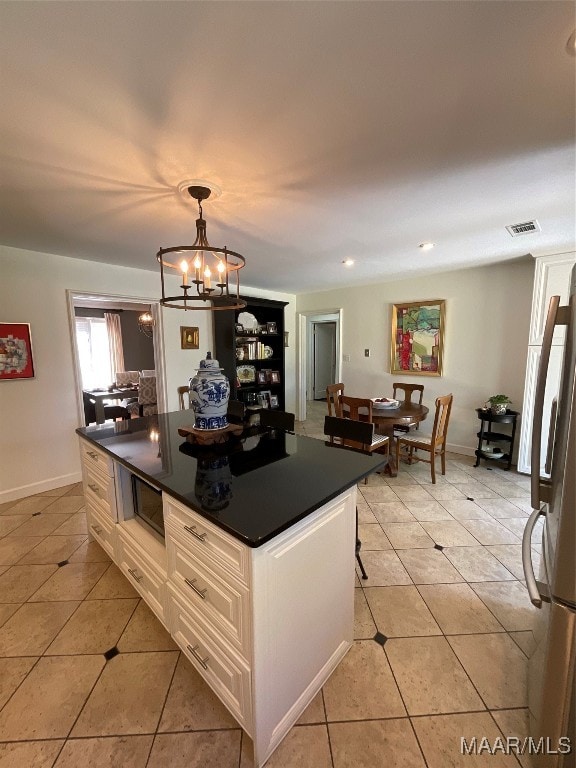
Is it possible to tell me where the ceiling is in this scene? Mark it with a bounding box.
[1,1,574,294]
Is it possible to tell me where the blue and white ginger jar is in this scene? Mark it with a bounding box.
[189,352,230,431]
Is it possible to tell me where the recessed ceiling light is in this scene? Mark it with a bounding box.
[567,29,576,57]
[418,242,435,251]
[342,258,355,267]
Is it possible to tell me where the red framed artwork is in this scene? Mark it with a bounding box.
[0,323,35,380]
[390,300,445,376]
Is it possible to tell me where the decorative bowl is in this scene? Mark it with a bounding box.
[371,398,399,410]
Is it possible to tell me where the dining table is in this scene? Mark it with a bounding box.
[83,386,139,424]
[371,401,429,476]
[338,399,429,477]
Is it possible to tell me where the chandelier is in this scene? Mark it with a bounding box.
[138,311,154,337]
[157,185,246,311]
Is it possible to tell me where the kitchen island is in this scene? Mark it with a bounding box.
[77,410,386,766]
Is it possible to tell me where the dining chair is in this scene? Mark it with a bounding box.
[395,393,453,483]
[260,409,295,432]
[324,415,389,580]
[127,376,158,417]
[340,395,374,425]
[115,370,139,387]
[227,399,246,424]
[326,383,345,417]
[392,382,424,435]
[177,385,191,410]
[82,392,130,426]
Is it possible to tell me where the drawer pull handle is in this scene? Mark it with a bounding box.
[187,644,209,670]
[88,483,100,494]
[87,451,99,460]
[91,524,103,536]
[128,567,143,583]
[184,577,207,599]
[183,525,207,542]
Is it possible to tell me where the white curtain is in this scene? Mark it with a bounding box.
[105,312,125,380]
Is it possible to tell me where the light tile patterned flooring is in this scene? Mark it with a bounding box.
[0,403,541,767]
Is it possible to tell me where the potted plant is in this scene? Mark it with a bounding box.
[486,394,511,415]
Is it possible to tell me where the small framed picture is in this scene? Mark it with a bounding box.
[270,394,279,408]
[270,370,281,384]
[257,370,267,385]
[266,321,277,334]
[0,323,35,380]
[180,326,199,349]
[257,390,271,408]
[235,323,244,333]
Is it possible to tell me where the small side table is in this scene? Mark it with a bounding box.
[474,408,519,471]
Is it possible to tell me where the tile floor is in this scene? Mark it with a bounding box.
[0,403,542,767]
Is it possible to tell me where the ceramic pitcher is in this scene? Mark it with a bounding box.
[189,352,230,430]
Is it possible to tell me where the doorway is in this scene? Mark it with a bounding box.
[66,291,165,426]
[297,309,342,422]
[312,321,337,400]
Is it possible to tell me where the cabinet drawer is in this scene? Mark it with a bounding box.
[83,462,117,521]
[116,530,167,624]
[86,503,116,559]
[163,496,250,586]
[167,584,252,729]
[80,439,115,477]
[167,522,250,655]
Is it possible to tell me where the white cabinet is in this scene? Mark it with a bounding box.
[77,436,357,768]
[117,523,168,625]
[80,439,119,557]
[518,252,576,474]
[164,488,356,767]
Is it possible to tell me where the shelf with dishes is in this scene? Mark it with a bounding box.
[213,295,288,412]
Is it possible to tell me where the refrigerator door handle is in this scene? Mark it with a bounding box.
[544,397,558,476]
[522,507,546,608]
[531,296,561,510]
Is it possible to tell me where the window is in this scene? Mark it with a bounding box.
[75,317,113,390]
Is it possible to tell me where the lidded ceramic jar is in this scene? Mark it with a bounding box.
[189,352,230,430]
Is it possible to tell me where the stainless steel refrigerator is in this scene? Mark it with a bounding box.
[523,263,575,766]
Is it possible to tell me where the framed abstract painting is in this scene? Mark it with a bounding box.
[0,323,35,380]
[390,300,445,376]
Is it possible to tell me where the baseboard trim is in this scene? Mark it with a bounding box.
[0,471,83,504]
[446,442,475,457]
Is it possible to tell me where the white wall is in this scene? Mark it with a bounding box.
[1,245,295,501]
[296,259,534,456]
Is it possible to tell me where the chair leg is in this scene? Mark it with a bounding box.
[395,438,401,469]
[441,448,446,475]
[430,452,436,484]
[356,548,368,580]
[355,507,368,579]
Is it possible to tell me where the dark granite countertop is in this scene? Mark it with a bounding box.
[77,410,387,547]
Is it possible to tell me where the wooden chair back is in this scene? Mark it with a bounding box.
[324,415,375,452]
[340,395,373,423]
[392,382,425,432]
[177,385,190,410]
[227,399,246,423]
[260,409,295,432]
[395,393,453,483]
[392,383,424,405]
[326,383,345,417]
[430,393,453,448]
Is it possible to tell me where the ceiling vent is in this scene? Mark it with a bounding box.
[506,220,541,237]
